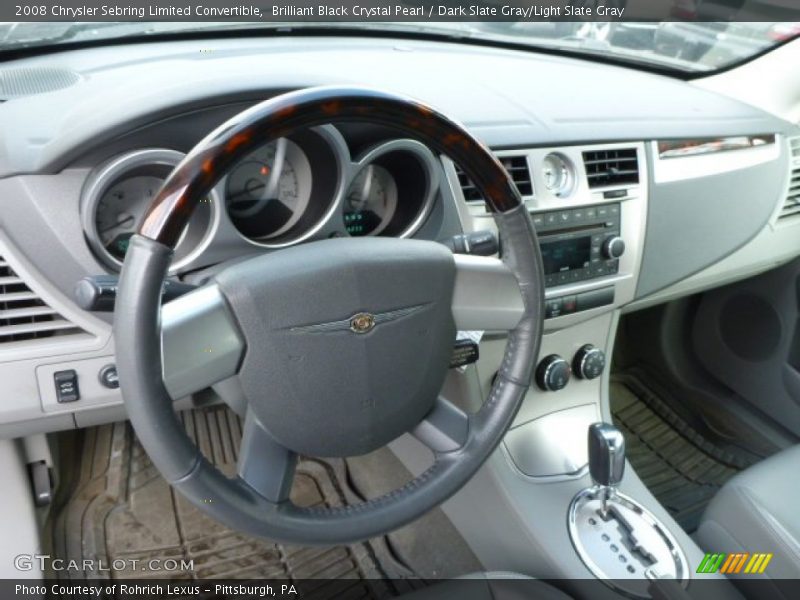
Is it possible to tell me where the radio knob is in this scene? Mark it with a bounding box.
[573,344,606,380]
[535,354,571,391]
[602,236,626,259]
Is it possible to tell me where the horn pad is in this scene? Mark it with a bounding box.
[215,237,457,457]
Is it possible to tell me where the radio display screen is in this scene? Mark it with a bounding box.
[541,237,591,275]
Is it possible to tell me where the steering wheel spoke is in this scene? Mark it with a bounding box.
[161,284,245,399]
[237,410,297,504]
[412,396,471,454]
[452,254,525,331]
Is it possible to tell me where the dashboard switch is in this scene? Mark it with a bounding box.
[54,370,80,403]
[98,364,120,389]
[75,275,195,312]
[545,297,564,319]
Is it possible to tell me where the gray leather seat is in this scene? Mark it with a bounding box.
[402,572,572,600]
[696,445,800,593]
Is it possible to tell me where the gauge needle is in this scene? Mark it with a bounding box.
[99,214,135,234]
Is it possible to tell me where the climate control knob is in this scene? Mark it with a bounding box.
[573,344,606,380]
[602,236,626,259]
[535,354,571,391]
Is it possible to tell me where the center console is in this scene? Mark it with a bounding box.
[388,141,727,597]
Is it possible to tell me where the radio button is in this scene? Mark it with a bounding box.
[602,236,626,259]
[558,211,571,224]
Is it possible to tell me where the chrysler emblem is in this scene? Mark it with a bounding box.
[349,312,376,334]
[288,304,426,335]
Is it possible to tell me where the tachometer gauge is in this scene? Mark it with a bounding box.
[343,165,398,236]
[541,153,574,197]
[82,149,216,273]
[95,174,161,260]
[225,138,310,240]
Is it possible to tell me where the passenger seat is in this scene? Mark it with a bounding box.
[696,445,800,597]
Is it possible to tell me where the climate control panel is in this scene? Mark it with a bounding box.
[535,345,606,391]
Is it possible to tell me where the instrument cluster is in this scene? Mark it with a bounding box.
[80,126,441,272]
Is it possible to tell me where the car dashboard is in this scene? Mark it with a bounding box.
[0,35,798,437]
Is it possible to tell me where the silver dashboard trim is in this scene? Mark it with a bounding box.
[452,254,524,331]
[651,136,781,184]
[161,285,244,400]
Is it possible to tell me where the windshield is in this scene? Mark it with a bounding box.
[1,21,798,73]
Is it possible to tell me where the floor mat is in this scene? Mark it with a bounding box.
[610,375,746,533]
[49,406,415,598]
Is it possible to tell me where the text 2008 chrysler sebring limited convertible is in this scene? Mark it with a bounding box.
[0,17,799,600]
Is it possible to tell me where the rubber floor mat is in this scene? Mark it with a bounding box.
[49,406,414,598]
[610,376,745,533]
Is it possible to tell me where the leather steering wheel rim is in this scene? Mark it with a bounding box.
[114,86,545,545]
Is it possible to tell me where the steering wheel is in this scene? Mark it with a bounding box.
[114,87,545,545]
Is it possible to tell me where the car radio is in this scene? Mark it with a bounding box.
[531,203,624,288]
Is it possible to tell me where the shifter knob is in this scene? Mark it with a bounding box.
[588,422,626,488]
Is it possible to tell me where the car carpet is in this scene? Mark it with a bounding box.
[46,405,420,598]
[610,373,751,533]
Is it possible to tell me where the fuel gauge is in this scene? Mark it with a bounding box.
[343,165,398,236]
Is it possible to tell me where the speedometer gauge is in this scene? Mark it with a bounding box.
[225,138,311,241]
[343,165,398,236]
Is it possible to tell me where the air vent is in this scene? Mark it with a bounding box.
[455,155,533,203]
[0,257,84,343]
[583,148,640,189]
[779,137,800,220]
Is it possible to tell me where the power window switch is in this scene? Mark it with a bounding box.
[54,370,80,403]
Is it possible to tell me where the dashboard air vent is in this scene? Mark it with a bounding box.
[0,257,83,343]
[779,137,800,220]
[455,155,533,203]
[583,148,640,189]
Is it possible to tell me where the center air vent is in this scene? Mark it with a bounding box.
[779,137,800,220]
[583,148,639,189]
[455,155,533,204]
[0,257,84,343]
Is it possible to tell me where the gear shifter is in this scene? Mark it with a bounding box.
[588,422,626,515]
[569,422,688,595]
